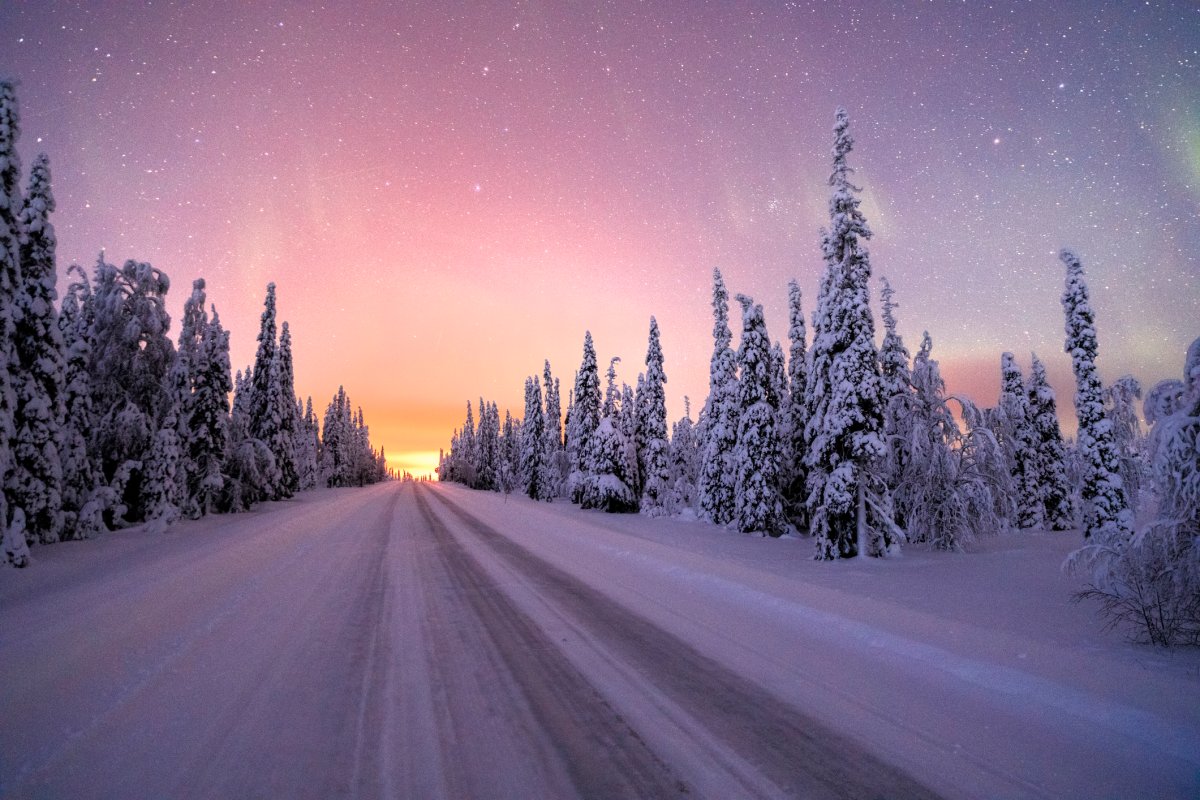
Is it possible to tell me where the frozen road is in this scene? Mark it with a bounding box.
[1,482,938,799]
[4,481,1197,798]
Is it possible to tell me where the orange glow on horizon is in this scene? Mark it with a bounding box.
[387,450,441,479]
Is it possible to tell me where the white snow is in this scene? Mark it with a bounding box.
[2,481,1197,798]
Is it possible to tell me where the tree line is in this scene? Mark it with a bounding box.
[1,80,388,568]
[439,107,1199,644]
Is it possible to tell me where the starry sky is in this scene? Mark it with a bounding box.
[2,1,1197,477]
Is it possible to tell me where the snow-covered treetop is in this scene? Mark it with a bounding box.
[710,267,731,357]
[19,153,53,237]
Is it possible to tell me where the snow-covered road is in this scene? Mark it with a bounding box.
[2,482,1197,798]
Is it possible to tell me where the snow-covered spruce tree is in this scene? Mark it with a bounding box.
[782,279,809,525]
[185,306,232,516]
[669,397,699,513]
[476,396,499,491]
[620,379,641,495]
[1027,354,1073,530]
[10,153,67,545]
[296,396,320,491]
[631,372,647,496]
[698,268,739,526]
[1079,338,1200,645]
[580,415,638,513]
[172,278,206,515]
[453,400,477,489]
[223,367,275,511]
[603,357,621,418]
[805,108,899,559]
[567,332,601,504]
[733,295,783,536]
[247,284,291,500]
[276,321,300,495]
[1060,249,1132,549]
[894,333,998,550]
[999,353,1042,529]
[499,408,518,494]
[141,397,183,532]
[521,376,545,499]
[57,266,101,537]
[0,79,28,565]
[89,256,176,526]
[542,362,565,499]
[878,277,913,516]
[1103,374,1148,512]
[639,317,672,516]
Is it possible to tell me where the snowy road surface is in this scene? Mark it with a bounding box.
[2,482,1198,798]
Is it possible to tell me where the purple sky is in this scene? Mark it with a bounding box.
[3,1,1197,473]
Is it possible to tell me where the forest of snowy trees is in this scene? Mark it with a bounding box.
[0,81,388,568]
[440,108,1199,645]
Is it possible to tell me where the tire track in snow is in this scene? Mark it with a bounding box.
[412,487,689,799]
[426,486,943,800]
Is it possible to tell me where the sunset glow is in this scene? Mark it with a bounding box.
[3,2,1196,458]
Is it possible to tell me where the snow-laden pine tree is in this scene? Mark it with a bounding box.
[276,321,300,495]
[603,357,621,418]
[542,362,565,498]
[999,353,1041,529]
[733,295,783,536]
[620,379,641,494]
[224,367,275,511]
[782,279,809,525]
[296,396,320,491]
[669,397,699,513]
[805,108,899,559]
[878,277,913,518]
[458,401,478,485]
[631,372,647,496]
[567,332,601,504]
[521,376,545,499]
[0,79,28,565]
[894,333,999,550]
[10,153,67,545]
[580,416,638,513]
[476,396,500,491]
[172,278,206,514]
[186,306,232,516]
[247,284,290,500]
[500,408,518,494]
[141,399,183,532]
[89,256,176,525]
[1060,249,1132,547]
[1027,354,1073,530]
[57,266,100,537]
[698,268,739,526]
[639,317,672,516]
[322,388,352,487]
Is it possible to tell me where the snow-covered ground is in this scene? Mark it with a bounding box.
[2,481,1197,798]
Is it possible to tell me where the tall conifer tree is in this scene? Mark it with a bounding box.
[1060,249,1131,544]
[783,279,809,524]
[11,153,66,544]
[567,332,601,503]
[0,80,27,563]
[804,108,897,559]
[1027,353,1073,530]
[733,295,783,535]
[698,268,739,526]
[640,317,671,516]
[521,376,545,499]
